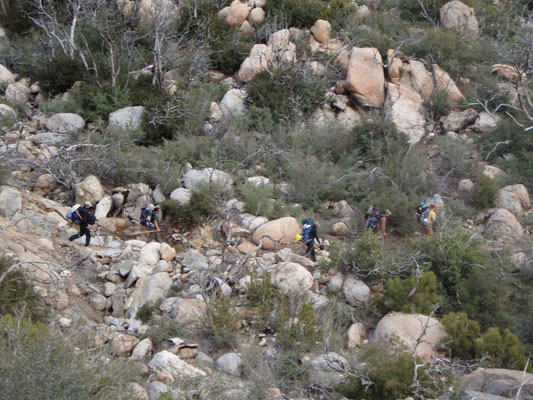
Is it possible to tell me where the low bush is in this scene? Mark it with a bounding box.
[0,315,139,399]
[437,136,475,178]
[0,257,45,321]
[265,0,331,28]
[424,89,451,121]
[276,293,322,351]
[336,344,424,400]
[471,175,497,210]
[35,53,87,96]
[240,182,275,216]
[247,66,328,120]
[337,230,385,273]
[161,190,216,231]
[477,327,528,370]
[441,312,481,359]
[381,270,441,314]
[200,295,240,350]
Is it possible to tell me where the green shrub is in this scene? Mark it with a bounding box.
[386,0,451,23]
[210,35,254,75]
[381,271,441,314]
[161,190,216,231]
[275,293,322,351]
[240,182,274,216]
[437,136,475,178]
[352,230,385,271]
[441,312,481,359]
[476,327,528,370]
[424,89,451,120]
[147,316,187,349]
[246,273,277,309]
[200,295,239,350]
[471,175,497,210]
[336,344,424,400]
[247,66,328,120]
[478,117,533,188]
[265,0,331,28]
[0,258,45,321]
[404,28,485,78]
[136,302,156,323]
[35,53,87,96]
[0,2,35,36]
[0,315,139,399]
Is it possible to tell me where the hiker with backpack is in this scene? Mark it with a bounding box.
[68,201,96,246]
[141,204,162,242]
[378,209,391,238]
[419,204,438,235]
[299,219,322,262]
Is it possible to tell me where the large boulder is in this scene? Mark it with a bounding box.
[138,242,162,272]
[215,353,242,376]
[0,64,15,85]
[0,104,17,128]
[494,184,530,217]
[183,168,234,193]
[111,334,139,357]
[409,60,434,101]
[384,83,426,144]
[460,368,533,399]
[181,249,209,271]
[75,175,105,205]
[127,272,172,309]
[440,1,479,36]
[225,0,251,28]
[347,323,367,348]
[345,47,385,107]
[442,108,478,132]
[342,277,371,305]
[0,187,22,217]
[131,338,153,361]
[433,64,463,105]
[268,29,296,64]
[220,89,247,117]
[270,262,314,295]
[5,82,31,104]
[95,195,112,220]
[30,132,68,146]
[46,113,85,134]
[108,106,145,130]
[148,350,206,380]
[252,216,301,250]
[249,7,265,26]
[485,208,523,242]
[491,64,524,82]
[481,165,507,180]
[171,298,207,323]
[238,44,274,82]
[169,188,192,205]
[473,111,500,132]
[371,312,446,360]
[311,19,331,43]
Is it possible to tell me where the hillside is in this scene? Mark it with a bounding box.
[0,0,532,399]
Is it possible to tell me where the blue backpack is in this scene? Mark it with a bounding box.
[67,211,81,225]
[365,205,381,230]
[301,219,316,243]
[415,199,431,222]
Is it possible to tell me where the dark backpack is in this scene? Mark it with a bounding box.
[140,208,152,226]
[301,219,316,243]
[86,211,96,225]
[415,200,430,222]
[365,205,381,230]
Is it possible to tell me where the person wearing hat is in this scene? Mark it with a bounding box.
[424,204,438,235]
[379,209,391,238]
[68,201,95,246]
